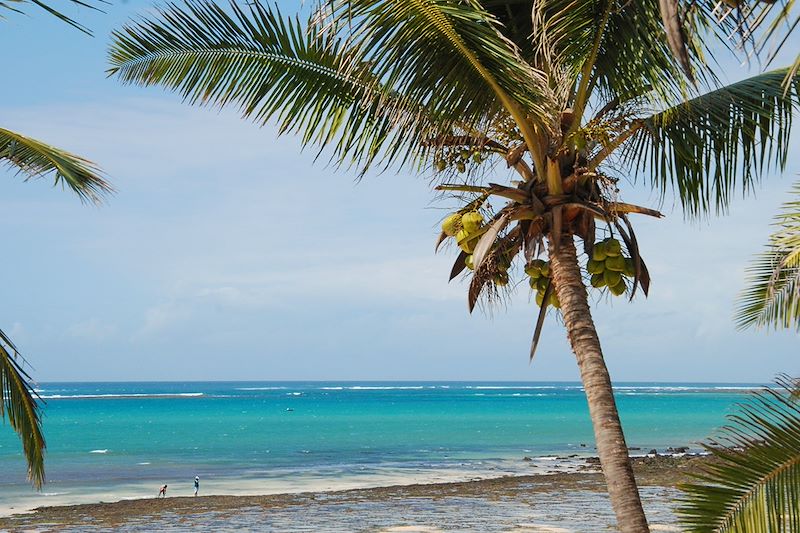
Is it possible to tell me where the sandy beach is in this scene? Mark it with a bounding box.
[0,454,707,532]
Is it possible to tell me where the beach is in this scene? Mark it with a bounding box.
[0,454,705,532]
[0,382,742,530]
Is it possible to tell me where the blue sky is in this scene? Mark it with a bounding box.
[0,1,797,382]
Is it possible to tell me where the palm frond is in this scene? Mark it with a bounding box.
[0,128,111,203]
[736,180,800,330]
[0,0,107,35]
[710,0,799,90]
[325,0,553,153]
[678,374,800,533]
[0,329,45,488]
[625,69,800,218]
[110,1,472,173]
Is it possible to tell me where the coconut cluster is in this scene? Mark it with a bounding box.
[586,238,635,296]
[441,211,510,286]
[526,259,560,309]
[433,148,487,173]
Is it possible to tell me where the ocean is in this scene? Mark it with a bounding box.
[0,381,755,515]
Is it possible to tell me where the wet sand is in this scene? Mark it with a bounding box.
[0,455,708,532]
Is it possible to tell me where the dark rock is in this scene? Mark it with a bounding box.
[585,457,601,465]
[628,447,641,451]
[522,456,533,462]
[648,449,658,456]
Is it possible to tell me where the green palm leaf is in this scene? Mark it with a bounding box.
[678,375,800,533]
[736,180,800,330]
[0,329,45,488]
[0,128,111,203]
[0,0,107,35]
[108,0,553,175]
[625,69,800,218]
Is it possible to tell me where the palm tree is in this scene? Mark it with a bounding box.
[677,374,800,532]
[1,0,111,488]
[107,1,800,530]
[736,180,800,330]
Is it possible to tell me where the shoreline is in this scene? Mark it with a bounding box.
[0,454,710,531]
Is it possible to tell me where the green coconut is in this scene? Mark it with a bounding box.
[609,279,627,296]
[605,238,622,256]
[604,255,625,272]
[590,273,606,288]
[461,211,484,233]
[540,262,550,277]
[441,213,461,236]
[434,159,447,172]
[592,241,608,262]
[529,276,538,289]
[537,276,550,292]
[525,263,541,278]
[603,269,622,287]
[456,229,476,253]
[623,257,635,277]
[464,254,474,270]
[587,259,605,275]
[549,292,561,309]
[455,161,466,173]
[535,291,546,307]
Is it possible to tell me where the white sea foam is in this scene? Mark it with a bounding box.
[40,392,204,399]
[348,386,425,390]
[235,387,287,391]
[319,387,343,390]
[89,449,108,454]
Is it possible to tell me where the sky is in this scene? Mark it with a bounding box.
[0,1,797,383]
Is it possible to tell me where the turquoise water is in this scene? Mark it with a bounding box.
[0,381,753,512]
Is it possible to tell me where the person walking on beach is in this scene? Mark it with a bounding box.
[158,484,167,498]
[194,476,199,496]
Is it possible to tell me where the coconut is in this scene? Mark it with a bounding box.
[494,271,509,286]
[525,264,541,278]
[603,269,622,287]
[455,161,466,173]
[456,229,476,253]
[549,292,561,309]
[464,254,474,270]
[592,241,608,262]
[605,238,622,256]
[434,159,447,172]
[540,262,550,277]
[587,259,605,275]
[535,291,546,307]
[441,213,462,236]
[461,211,484,233]
[604,255,625,272]
[623,257,635,277]
[609,279,627,296]
[537,276,550,292]
[590,273,606,288]
[529,276,538,289]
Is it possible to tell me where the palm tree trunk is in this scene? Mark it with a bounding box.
[548,235,650,533]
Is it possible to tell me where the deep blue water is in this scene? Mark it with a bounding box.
[0,381,755,511]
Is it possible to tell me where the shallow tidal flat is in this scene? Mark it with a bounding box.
[0,455,704,532]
